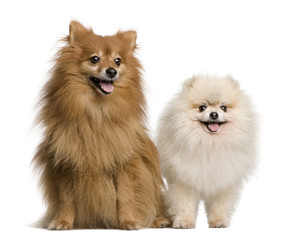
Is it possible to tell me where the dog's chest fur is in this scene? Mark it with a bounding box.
[166,147,254,196]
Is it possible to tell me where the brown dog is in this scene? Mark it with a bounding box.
[33,21,169,230]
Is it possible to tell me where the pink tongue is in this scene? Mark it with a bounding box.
[100,82,114,93]
[208,123,219,132]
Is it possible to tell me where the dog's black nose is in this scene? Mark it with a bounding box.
[210,112,218,120]
[106,67,117,79]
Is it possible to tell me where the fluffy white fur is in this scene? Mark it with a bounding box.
[157,75,257,228]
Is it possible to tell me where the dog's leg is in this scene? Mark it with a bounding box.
[166,182,199,229]
[116,159,156,230]
[48,181,75,230]
[204,186,240,228]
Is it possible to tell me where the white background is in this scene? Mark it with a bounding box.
[0,0,283,239]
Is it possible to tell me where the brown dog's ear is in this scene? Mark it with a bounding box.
[69,20,89,44]
[117,30,137,51]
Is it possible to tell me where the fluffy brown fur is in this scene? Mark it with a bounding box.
[33,21,169,230]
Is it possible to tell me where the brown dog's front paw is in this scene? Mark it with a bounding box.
[48,220,73,230]
[120,220,141,230]
[150,217,170,228]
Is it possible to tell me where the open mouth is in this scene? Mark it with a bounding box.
[200,121,226,133]
[89,76,114,95]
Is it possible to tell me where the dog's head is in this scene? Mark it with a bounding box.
[182,75,250,136]
[62,21,139,96]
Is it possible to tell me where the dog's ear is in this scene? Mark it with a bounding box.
[69,20,90,44]
[227,75,240,90]
[117,30,137,51]
[183,77,196,90]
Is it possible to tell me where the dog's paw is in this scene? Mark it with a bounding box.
[120,220,141,230]
[209,218,229,228]
[48,220,73,230]
[172,219,195,229]
[150,217,170,228]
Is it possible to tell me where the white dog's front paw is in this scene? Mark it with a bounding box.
[208,217,229,228]
[173,220,195,229]
[172,215,195,229]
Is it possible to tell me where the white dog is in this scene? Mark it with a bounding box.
[157,76,257,228]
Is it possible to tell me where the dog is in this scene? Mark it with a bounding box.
[156,75,257,228]
[33,20,169,230]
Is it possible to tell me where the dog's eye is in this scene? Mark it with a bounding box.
[114,58,121,66]
[198,105,207,112]
[90,56,100,64]
[220,106,227,112]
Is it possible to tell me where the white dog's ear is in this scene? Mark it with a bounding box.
[227,75,240,89]
[183,77,196,90]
